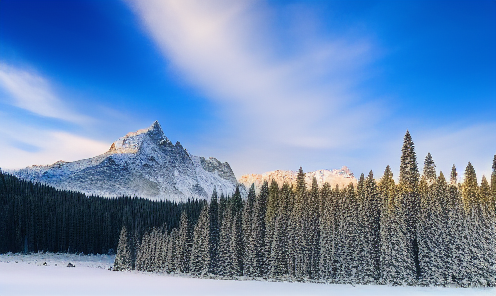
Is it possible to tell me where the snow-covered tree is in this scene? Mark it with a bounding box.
[190,204,210,277]
[114,226,132,271]
[176,212,192,274]
[268,182,292,280]
[399,130,421,279]
[249,181,269,278]
[208,188,220,275]
[242,184,256,277]
[379,165,415,285]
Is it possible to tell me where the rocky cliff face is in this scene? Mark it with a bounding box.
[238,166,356,194]
[11,121,238,201]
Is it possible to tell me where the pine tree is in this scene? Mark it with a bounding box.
[242,184,256,277]
[176,211,192,274]
[265,179,280,273]
[399,130,421,279]
[290,168,306,280]
[418,169,447,286]
[230,186,244,277]
[423,153,436,185]
[218,204,233,277]
[318,182,334,282]
[190,204,210,277]
[491,155,496,213]
[379,165,415,285]
[268,182,292,280]
[208,188,220,275]
[306,177,321,280]
[114,226,131,271]
[361,171,380,283]
[445,165,469,285]
[250,181,269,278]
[461,162,486,286]
[478,176,496,286]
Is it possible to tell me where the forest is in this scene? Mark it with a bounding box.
[114,131,496,287]
[1,131,495,287]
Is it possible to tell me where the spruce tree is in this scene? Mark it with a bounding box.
[218,204,233,277]
[361,171,380,283]
[242,184,256,277]
[176,211,192,274]
[208,188,220,275]
[462,162,486,286]
[379,165,414,285]
[399,130,421,279]
[423,153,437,185]
[250,181,269,278]
[114,226,132,271]
[290,168,307,280]
[491,155,496,213]
[190,204,210,277]
[268,182,292,280]
[230,186,244,277]
[307,177,321,280]
[318,182,334,282]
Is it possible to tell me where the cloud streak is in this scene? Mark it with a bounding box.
[0,63,90,123]
[128,0,383,175]
[0,111,110,169]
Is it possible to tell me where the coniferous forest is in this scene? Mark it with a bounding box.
[2,131,496,287]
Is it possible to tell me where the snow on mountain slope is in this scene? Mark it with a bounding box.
[10,121,238,201]
[239,167,356,194]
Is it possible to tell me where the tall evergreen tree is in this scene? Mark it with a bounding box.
[176,211,192,274]
[189,204,210,276]
[423,153,437,185]
[250,181,269,278]
[242,184,256,277]
[230,186,244,277]
[361,171,380,283]
[399,130,421,278]
[208,188,220,275]
[318,182,334,282]
[491,155,496,212]
[268,182,292,280]
[114,226,131,271]
[461,162,487,286]
[379,165,415,285]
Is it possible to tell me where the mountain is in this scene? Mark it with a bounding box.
[11,121,238,201]
[238,166,356,194]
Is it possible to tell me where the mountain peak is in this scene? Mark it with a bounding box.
[108,121,167,154]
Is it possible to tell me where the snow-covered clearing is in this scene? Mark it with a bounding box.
[0,253,494,296]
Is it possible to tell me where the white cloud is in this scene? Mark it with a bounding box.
[0,63,112,170]
[0,114,109,169]
[128,0,382,175]
[0,63,90,123]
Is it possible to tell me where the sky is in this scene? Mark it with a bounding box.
[0,0,495,181]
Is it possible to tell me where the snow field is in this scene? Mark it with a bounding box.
[0,253,495,296]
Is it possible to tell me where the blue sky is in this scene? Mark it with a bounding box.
[0,0,495,181]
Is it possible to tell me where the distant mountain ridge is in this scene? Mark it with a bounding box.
[11,121,238,201]
[238,166,356,194]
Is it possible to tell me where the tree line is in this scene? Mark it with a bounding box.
[0,171,204,255]
[114,131,496,287]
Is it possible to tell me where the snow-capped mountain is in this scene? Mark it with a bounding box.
[238,166,356,194]
[11,121,238,201]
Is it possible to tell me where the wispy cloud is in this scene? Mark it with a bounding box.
[0,63,111,169]
[128,0,383,175]
[0,111,109,169]
[0,63,90,123]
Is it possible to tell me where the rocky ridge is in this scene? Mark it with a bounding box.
[238,166,356,194]
[11,121,238,201]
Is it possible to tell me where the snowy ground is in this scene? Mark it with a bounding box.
[1,253,495,296]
